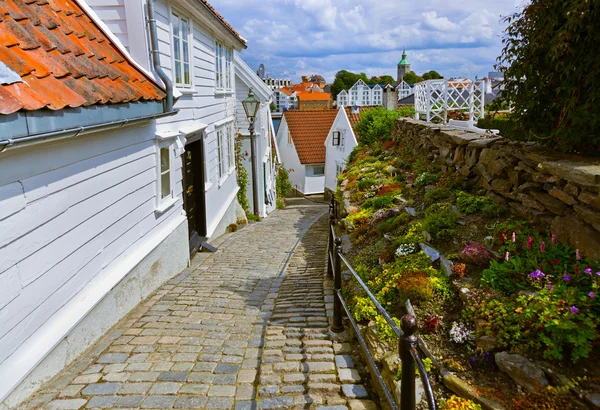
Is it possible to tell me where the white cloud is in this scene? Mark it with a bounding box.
[210,0,526,82]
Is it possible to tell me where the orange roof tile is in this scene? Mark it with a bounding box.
[297,91,331,101]
[277,87,294,96]
[283,110,337,164]
[0,0,165,115]
[198,0,245,46]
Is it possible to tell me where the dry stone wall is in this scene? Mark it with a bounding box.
[392,119,600,259]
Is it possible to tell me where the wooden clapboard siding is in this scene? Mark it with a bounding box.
[0,123,184,368]
[86,0,129,49]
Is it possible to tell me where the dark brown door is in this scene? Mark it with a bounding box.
[182,139,207,256]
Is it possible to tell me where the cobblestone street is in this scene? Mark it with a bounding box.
[23,199,377,410]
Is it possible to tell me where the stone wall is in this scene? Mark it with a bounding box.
[392,119,600,259]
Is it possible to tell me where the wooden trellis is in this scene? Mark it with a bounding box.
[414,79,485,125]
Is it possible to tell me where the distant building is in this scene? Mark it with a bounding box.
[264,77,292,90]
[257,63,265,79]
[297,90,332,111]
[397,49,410,82]
[273,88,298,111]
[336,79,412,108]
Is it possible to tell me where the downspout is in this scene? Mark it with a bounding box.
[147,0,173,112]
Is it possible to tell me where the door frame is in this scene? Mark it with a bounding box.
[182,133,207,256]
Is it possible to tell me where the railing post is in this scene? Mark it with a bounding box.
[400,315,418,410]
[332,237,344,333]
[328,200,335,278]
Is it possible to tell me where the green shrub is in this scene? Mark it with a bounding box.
[276,167,293,199]
[415,172,440,187]
[355,106,402,145]
[477,116,521,140]
[358,178,376,191]
[371,195,394,210]
[424,188,454,204]
[456,191,493,214]
[423,203,457,240]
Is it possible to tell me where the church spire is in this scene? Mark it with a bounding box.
[398,49,409,66]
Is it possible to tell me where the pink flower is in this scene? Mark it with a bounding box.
[551,234,556,245]
[512,232,516,243]
[576,249,581,260]
[563,274,571,282]
[540,242,545,253]
[570,306,579,314]
[585,268,592,275]
[527,237,533,251]
[505,251,509,261]
[589,292,595,299]
[547,284,553,291]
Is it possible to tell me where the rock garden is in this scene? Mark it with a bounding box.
[334,116,600,409]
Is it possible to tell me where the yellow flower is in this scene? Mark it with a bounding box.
[515,307,523,313]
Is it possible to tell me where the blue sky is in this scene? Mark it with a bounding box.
[212,0,525,83]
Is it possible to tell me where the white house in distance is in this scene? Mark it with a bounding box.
[88,0,248,253]
[0,0,248,407]
[276,110,338,195]
[324,106,374,194]
[273,87,298,111]
[0,0,189,406]
[234,53,278,217]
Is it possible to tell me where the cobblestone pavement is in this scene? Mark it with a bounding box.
[23,198,377,410]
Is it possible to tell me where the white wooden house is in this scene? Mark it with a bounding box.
[234,53,278,217]
[324,106,373,194]
[336,89,349,107]
[276,110,338,195]
[87,0,248,252]
[0,0,248,407]
[0,0,192,406]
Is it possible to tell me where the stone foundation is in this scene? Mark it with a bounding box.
[392,119,600,258]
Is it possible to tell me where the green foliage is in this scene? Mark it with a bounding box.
[456,192,493,215]
[403,71,423,84]
[424,188,454,204]
[440,395,482,410]
[276,166,293,204]
[368,75,396,85]
[397,105,415,118]
[246,213,261,222]
[355,107,402,145]
[414,172,440,187]
[364,195,394,210]
[497,0,600,154]
[422,70,442,80]
[477,115,520,140]
[357,178,376,191]
[330,70,368,98]
[269,102,276,112]
[422,203,457,240]
[234,134,251,215]
[276,198,286,209]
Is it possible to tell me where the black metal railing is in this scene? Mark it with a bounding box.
[327,198,437,410]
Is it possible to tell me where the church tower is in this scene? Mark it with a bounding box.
[397,49,410,82]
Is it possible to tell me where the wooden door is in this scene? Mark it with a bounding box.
[182,139,207,256]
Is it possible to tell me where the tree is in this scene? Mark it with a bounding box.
[497,0,600,154]
[403,71,423,85]
[330,70,363,98]
[367,75,396,85]
[354,107,402,145]
[270,102,276,112]
[422,70,442,80]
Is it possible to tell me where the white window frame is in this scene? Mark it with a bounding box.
[215,41,232,93]
[313,165,325,176]
[336,162,344,177]
[332,131,341,146]
[170,9,192,89]
[216,121,235,184]
[155,141,177,213]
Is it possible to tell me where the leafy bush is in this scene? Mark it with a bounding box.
[422,203,457,240]
[460,242,491,267]
[424,187,454,204]
[276,167,293,199]
[355,107,402,145]
[477,115,520,140]
[357,178,376,191]
[497,0,600,154]
[456,192,493,215]
[415,172,440,187]
[370,195,394,210]
[440,395,482,410]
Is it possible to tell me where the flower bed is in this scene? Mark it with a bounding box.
[337,121,600,408]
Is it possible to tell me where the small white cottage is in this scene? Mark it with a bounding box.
[234,53,278,217]
[324,106,374,194]
[276,110,338,195]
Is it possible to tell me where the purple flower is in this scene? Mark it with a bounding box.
[540,242,546,253]
[512,232,516,243]
[547,284,553,291]
[597,271,600,276]
[589,292,595,299]
[563,274,571,282]
[552,234,556,245]
[529,270,545,280]
[570,306,579,314]
[471,357,477,363]
[505,251,509,261]
[585,268,592,274]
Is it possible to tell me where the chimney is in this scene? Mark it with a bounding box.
[302,75,308,83]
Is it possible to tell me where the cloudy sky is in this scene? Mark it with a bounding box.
[212,0,526,83]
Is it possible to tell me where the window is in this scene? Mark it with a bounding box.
[171,12,191,87]
[160,146,171,199]
[216,122,235,181]
[215,41,232,92]
[332,131,341,146]
[155,142,175,212]
[313,165,325,176]
[336,162,344,177]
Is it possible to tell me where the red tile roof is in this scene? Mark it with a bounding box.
[199,0,245,46]
[297,91,331,101]
[283,110,337,164]
[0,0,166,115]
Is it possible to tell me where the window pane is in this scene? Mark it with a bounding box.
[184,63,190,85]
[181,18,188,38]
[183,41,189,64]
[160,147,170,172]
[172,14,179,38]
[173,37,180,60]
[161,172,171,199]
[175,61,182,84]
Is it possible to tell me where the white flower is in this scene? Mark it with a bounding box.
[395,244,416,257]
[449,322,473,344]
